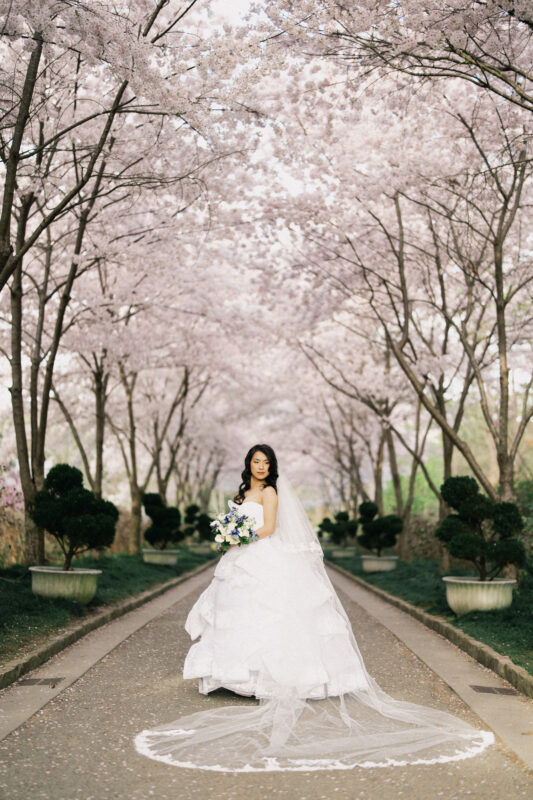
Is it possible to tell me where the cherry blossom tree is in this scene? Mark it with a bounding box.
[0,0,266,291]
[0,0,274,563]
[2,0,532,571]
[247,65,533,503]
[2,127,244,562]
[260,1,533,113]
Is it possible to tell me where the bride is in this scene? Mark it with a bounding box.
[135,443,494,772]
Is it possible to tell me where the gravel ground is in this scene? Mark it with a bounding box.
[0,576,532,800]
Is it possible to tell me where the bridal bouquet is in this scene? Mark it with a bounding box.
[210,508,259,552]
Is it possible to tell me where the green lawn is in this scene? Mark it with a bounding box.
[324,550,533,677]
[0,548,217,665]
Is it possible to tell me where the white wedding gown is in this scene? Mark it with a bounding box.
[183,501,368,699]
[135,492,494,772]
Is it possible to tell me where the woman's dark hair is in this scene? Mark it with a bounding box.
[234,444,278,504]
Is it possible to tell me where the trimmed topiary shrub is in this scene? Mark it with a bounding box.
[195,512,214,542]
[358,501,403,557]
[435,476,526,581]
[142,493,184,550]
[318,511,358,547]
[31,464,118,570]
[317,516,332,541]
[183,504,200,529]
[180,504,213,543]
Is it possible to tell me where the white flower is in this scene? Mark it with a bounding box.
[214,534,224,542]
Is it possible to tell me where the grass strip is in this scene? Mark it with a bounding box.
[324,551,533,676]
[0,548,217,664]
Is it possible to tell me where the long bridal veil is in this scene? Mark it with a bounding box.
[134,474,493,772]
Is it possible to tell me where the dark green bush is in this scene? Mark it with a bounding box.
[195,512,213,542]
[31,464,118,570]
[180,503,213,542]
[318,511,358,547]
[142,493,184,550]
[440,475,479,508]
[181,504,213,542]
[317,516,332,540]
[435,476,526,580]
[358,500,379,520]
[516,479,533,518]
[358,502,403,556]
[184,504,200,526]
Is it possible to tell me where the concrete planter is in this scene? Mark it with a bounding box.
[142,548,179,566]
[443,576,517,616]
[29,566,102,604]
[331,547,358,558]
[361,555,399,573]
[187,544,212,554]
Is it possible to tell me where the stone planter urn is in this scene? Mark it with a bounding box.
[331,546,358,558]
[29,566,102,604]
[442,576,517,616]
[187,543,211,554]
[361,554,398,573]
[142,547,180,566]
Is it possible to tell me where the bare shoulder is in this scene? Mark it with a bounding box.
[262,485,278,504]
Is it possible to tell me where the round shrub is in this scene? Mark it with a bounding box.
[358,503,403,557]
[31,463,118,570]
[142,494,183,550]
[318,511,358,547]
[440,476,479,509]
[317,516,333,540]
[435,476,526,580]
[180,504,213,542]
[195,512,213,542]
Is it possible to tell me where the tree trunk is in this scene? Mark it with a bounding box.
[129,485,143,555]
[374,430,385,515]
[438,434,452,573]
[156,463,166,503]
[399,507,411,561]
[93,366,107,499]
[498,457,515,502]
[385,428,404,516]
[494,233,512,501]
[10,247,46,564]
[0,34,43,286]
[438,428,454,520]
[24,508,44,565]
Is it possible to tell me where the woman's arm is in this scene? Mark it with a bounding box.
[255,486,278,540]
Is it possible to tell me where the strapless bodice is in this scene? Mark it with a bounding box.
[228,500,264,528]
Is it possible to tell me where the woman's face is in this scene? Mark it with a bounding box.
[250,450,270,482]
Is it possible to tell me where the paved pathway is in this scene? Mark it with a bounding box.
[0,565,532,800]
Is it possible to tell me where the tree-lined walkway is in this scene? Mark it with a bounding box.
[0,566,532,800]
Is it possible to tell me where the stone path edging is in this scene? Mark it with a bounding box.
[326,560,533,700]
[0,558,218,691]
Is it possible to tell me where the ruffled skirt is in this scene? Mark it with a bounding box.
[183,536,370,699]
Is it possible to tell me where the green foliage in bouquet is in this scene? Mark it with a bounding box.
[318,511,358,547]
[142,493,184,550]
[435,476,526,581]
[31,464,118,570]
[358,501,403,557]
